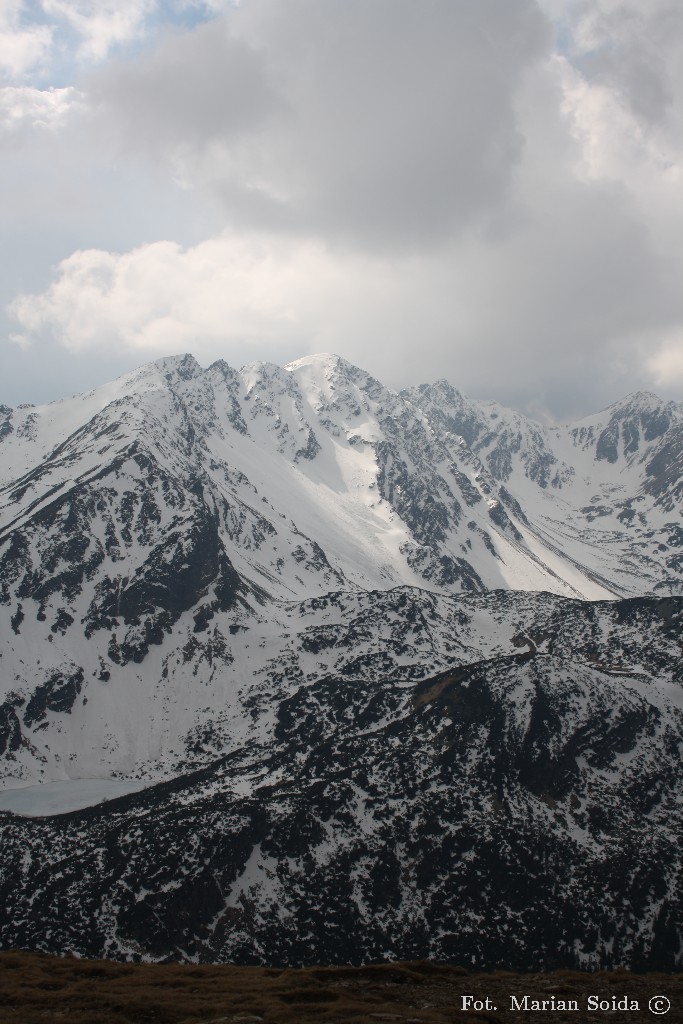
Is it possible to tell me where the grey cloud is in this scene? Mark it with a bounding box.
[88,17,282,153]
[0,334,141,408]
[483,192,681,418]
[574,1,682,127]
[244,0,550,248]
[4,0,683,422]
[91,0,551,249]
[582,45,673,128]
[350,180,683,421]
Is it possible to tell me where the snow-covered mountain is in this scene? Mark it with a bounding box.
[406,381,683,596]
[0,353,682,969]
[1,352,682,783]
[2,591,682,969]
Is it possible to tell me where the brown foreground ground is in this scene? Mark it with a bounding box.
[0,952,680,1024]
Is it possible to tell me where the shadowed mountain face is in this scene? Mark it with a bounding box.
[0,355,682,969]
[1,594,682,969]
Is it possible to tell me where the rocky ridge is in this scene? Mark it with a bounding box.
[0,354,682,969]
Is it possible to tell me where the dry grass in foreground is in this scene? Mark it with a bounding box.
[0,951,680,1024]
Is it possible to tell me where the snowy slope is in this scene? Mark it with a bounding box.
[1,353,682,970]
[1,593,682,970]
[1,353,682,788]
[406,380,683,598]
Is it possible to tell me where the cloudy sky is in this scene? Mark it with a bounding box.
[1,0,682,420]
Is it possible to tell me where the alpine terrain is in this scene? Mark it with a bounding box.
[0,353,681,970]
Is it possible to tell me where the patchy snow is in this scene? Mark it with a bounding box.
[1,352,682,789]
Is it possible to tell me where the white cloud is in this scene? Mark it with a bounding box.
[41,0,157,62]
[0,84,83,137]
[0,2,52,79]
[647,333,683,389]
[177,0,238,12]
[0,1,228,85]
[10,194,682,419]
[2,0,683,416]
[8,235,370,355]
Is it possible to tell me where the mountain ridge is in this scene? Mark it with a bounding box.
[2,352,683,789]
[0,352,682,969]
[2,591,682,968]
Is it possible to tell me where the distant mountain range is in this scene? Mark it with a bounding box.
[0,353,681,969]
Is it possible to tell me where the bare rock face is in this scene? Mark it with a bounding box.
[0,354,682,969]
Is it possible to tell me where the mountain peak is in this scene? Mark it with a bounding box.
[612,389,664,412]
[150,353,202,381]
[284,352,350,376]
